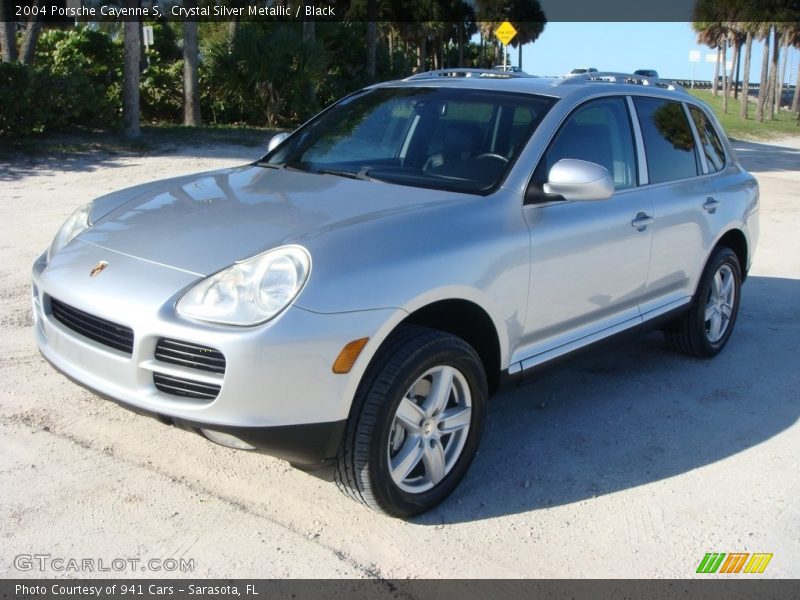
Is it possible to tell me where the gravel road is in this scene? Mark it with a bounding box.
[1,137,798,578]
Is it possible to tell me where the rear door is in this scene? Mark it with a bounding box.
[631,96,721,318]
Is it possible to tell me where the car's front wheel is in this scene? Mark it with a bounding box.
[334,326,487,518]
[664,246,742,358]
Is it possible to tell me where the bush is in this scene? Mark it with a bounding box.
[0,27,125,136]
[200,23,327,127]
[0,62,38,136]
[141,51,184,123]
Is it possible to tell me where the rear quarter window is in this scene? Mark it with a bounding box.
[634,97,700,184]
[689,105,727,173]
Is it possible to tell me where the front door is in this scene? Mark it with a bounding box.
[518,96,653,366]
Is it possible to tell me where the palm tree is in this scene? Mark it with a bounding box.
[183,0,200,126]
[366,0,377,81]
[0,3,16,62]
[788,25,800,115]
[737,22,764,119]
[123,16,141,137]
[510,18,546,71]
[755,25,772,122]
[692,21,726,96]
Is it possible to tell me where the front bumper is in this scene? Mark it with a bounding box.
[32,242,399,469]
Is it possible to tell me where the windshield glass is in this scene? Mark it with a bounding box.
[262,87,555,195]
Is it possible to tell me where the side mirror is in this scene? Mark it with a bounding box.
[543,158,614,202]
[267,132,289,153]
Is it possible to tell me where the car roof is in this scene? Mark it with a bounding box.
[374,70,692,104]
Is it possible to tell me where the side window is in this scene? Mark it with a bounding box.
[534,97,637,191]
[689,105,726,173]
[634,97,699,184]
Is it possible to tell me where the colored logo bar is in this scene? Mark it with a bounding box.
[697,552,773,574]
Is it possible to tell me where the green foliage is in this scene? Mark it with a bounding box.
[3,26,125,135]
[201,23,327,127]
[141,54,184,123]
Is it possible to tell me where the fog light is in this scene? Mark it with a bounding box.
[200,428,256,450]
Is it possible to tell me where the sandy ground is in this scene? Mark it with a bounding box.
[1,137,798,579]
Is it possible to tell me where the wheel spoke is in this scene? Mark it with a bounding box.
[708,312,722,341]
[422,439,446,485]
[720,302,733,318]
[438,406,471,433]
[390,435,424,482]
[395,397,425,433]
[720,271,734,300]
[704,302,716,322]
[712,271,723,298]
[424,366,454,417]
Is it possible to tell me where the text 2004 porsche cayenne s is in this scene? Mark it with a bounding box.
[33,70,758,517]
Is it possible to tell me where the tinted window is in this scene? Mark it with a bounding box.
[634,97,699,184]
[689,106,726,173]
[535,97,637,191]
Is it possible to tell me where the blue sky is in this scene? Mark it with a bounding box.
[498,22,800,83]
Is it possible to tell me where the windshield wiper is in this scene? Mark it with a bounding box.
[255,161,311,173]
[316,167,374,181]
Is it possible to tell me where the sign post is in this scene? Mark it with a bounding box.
[689,49,700,88]
[495,21,517,70]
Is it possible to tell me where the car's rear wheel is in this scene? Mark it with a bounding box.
[664,246,742,358]
[334,325,487,518]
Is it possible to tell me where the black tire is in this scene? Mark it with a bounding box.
[334,325,487,518]
[664,246,742,358]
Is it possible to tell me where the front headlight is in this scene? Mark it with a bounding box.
[47,203,93,261]
[176,245,311,326]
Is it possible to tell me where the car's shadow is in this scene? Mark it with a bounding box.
[415,275,800,524]
[731,138,800,173]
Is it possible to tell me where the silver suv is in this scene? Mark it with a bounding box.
[33,70,759,517]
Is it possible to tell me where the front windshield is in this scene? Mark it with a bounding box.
[262,87,554,195]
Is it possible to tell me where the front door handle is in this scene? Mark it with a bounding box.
[631,212,654,231]
[703,197,720,213]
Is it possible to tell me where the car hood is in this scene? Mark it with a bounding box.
[78,164,458,276]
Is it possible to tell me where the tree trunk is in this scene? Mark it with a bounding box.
[123,19,141,137]
[20,18,42,65]
[228,20,239,50]
[366,0,376,82]
[721,39,728,113]
[755,31,770,122]
[766,29,780,120]
[302,11,316,105]
[733,39,741,99]
[740,32,752,119]
[0,1,17,63]
[792,54,800,115]
[457,23,463,67]
[183,16,200,126]
[775,35,790,112]
[728,38,739,104]
[712,47,720,96]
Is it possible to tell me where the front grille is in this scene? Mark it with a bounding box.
[50,298,134,355]
[153,372,221,401]
[155,338,226,374]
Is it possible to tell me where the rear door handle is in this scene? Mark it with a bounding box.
[703,197,720,213]
[631,212,654,231]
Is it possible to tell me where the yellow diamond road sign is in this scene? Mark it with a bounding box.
[496,21,517,45]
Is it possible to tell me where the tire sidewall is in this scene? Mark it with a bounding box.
[367,338,487,517]
[692,248,742,355]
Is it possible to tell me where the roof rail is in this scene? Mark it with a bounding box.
[560,72,687,93]
[403,68,531,81]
